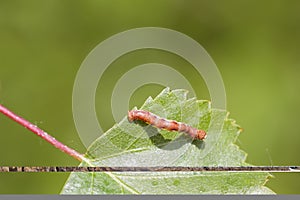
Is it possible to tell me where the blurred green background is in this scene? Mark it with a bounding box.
[0,0,299,194]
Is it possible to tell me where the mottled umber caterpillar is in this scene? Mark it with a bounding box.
[128,110,207,140]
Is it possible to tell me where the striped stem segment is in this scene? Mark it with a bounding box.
[0,166,299,172]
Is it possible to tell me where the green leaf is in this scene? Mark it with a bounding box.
[61,88,274,194]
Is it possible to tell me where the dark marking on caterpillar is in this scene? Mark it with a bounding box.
[128,110,207,140]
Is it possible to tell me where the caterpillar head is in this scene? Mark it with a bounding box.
[196,130,207,140]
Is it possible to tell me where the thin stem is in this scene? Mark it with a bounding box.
[0,104,85,162]
[0,166,299,172]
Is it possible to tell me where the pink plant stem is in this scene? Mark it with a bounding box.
[0,104,85,162]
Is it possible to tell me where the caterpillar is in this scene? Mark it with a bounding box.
[128,110,207,140]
